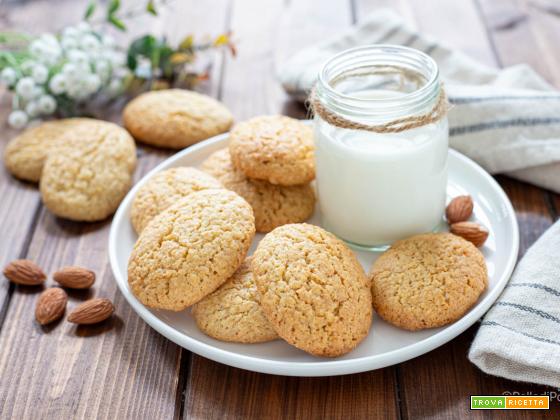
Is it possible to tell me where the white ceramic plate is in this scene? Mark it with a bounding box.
[109,132,519,377]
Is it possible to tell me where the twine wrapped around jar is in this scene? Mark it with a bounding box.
[308,65,450,133]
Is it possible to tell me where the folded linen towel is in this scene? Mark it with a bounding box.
[278,10,560,193]
[469,220,560,387]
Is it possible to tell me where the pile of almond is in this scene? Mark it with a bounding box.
[445,195,489,247]
[3,260,114,327]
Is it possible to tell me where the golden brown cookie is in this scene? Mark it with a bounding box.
[4,118,91,182]
[130,167,222,234]
[228,115,315,186]
[370,232,488,331]
[252,223,372,357]
[192,258,278,343]
[123,89,234,149]
[201,149,315,233]
[39,120,136,221]
[128,189,255,311]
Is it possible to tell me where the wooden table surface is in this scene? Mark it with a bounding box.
[1,0,559,418]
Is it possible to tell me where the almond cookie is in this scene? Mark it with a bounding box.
[4,118,90,182]
[192,258,278,343]
[130,167,222,234]
[370,232,488,331]
[128,189,255,311]
[229,115,315,186]
[123,89,234,149]
[40,120,136,221]
[201,149,315,233]
[252,223,372,357]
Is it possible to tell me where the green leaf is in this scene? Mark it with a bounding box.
[146,0,158,16]
[127,35,158,70]
[108,0,120,15]
[108,15,126,31]
[84,1,96,20]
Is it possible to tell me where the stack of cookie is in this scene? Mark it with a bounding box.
[202,115,316,233]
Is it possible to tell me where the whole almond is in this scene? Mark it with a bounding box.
[67,298,114,325]
[53,266,96,289]
[446,195,474,224]
[450,221,489,247]
[35,287,68,325]
[3,259,46,286]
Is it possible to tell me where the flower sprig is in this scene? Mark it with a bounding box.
[0,0,235,129]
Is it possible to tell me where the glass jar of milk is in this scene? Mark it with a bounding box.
[312,45,448,250]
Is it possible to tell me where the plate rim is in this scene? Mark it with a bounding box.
[109,131,519,377]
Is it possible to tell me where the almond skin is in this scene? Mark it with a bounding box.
[450,221,489,247]
[35,287,68,325]
[67,298,114,325]
[445,195,474,224]
[3,259,46,286]
[53,266,96,289]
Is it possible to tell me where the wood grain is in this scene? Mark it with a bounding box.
[0,1,229,418]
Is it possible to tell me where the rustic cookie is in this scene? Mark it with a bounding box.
[228,115,315,186]
[4,118,90,182]
[123,89,234,149]
[201,149,315,232]
[128,189,255,311]
[130,167,222,234]
[192,258,278,343]
[370,232,488,331]
[40,120,136,221]
[252,223,372,357]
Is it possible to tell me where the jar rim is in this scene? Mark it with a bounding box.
[316,45,441,122]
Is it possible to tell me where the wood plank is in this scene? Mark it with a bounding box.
[0,0,230,417]
[183,1,398,419]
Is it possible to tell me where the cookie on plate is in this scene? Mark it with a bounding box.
[228,115,315,186]
[192,258,278,343]
[128,189,255,311]
[130,167,222,234]
[370,232,488,331]
[252,223,372,357]
[123,89,234,149]
[39,120,137,221]
[4,118,91,182]
[201,149,315,233]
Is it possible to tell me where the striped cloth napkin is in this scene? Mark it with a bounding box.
[469,220,560,387]
[278,9,560,193]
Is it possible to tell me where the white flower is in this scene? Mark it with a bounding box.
[25,101,40,118]
[67,49,89,67]
[113,67,130,79]
[31,64,49,84]
[102,34,115,48]
[62,26,80,39]
[80,34,100,51]
[8,110,28,129]
[61,36,78,50]
[62,62,79,80]
[107,79,123,96]
[20,60,35,75]
[29,40,46,57]
[38,95,57,114]
[110,51,126,67]
[76,22,91,33]
[40,33,59,47]
[15,77,36,100]
[1,68,17,86]
[32,85,45,98]
[48,73,66,94]
[84,73,101,94]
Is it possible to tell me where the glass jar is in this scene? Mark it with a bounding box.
[312,45,448,250]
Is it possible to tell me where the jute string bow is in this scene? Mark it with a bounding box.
[308,66,449,133]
